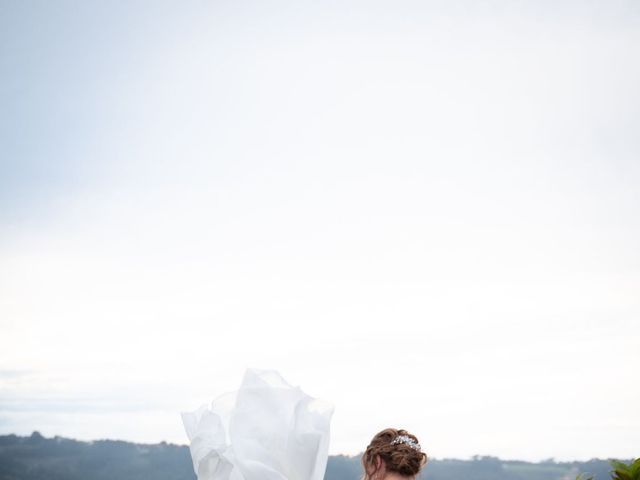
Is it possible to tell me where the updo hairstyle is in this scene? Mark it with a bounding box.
[360,428,428,479]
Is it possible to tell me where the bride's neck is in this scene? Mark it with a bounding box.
[384,474,415,480]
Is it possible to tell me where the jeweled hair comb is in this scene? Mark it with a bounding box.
[390,434,421,451]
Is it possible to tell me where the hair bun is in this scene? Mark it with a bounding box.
[360,428,428,479]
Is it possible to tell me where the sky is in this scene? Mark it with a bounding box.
[1,0,639,462]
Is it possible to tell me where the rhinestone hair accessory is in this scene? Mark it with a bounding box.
[390,434,421,451]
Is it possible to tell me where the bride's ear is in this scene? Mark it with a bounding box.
[375,455,385,472]
[365,455,382,476]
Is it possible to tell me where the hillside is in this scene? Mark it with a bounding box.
[0,432,620,480]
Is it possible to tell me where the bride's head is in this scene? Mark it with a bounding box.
[360,428,428,480]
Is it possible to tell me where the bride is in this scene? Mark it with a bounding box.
[181,368,428,480]
[359,428,428,480]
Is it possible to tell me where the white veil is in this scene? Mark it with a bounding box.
[181,368,334,480]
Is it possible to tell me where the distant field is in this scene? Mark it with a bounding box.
[502,462,575,480]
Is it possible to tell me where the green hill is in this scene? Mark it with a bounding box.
[0,432,622,480]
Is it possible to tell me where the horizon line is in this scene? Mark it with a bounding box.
[4,431,632,464]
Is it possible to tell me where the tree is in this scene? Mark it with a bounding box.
[577,458,640,480]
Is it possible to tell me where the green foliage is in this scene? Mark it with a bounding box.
[576,473,595,480]
[610,458,640,480]
[576,458,640,480]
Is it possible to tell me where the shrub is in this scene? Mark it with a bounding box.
[577,458,640,480]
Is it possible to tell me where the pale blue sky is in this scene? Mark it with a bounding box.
[1,0,639,461]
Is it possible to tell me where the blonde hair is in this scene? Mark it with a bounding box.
[360,428,428,479]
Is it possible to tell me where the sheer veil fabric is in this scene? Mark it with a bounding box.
[181,368,335,480]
